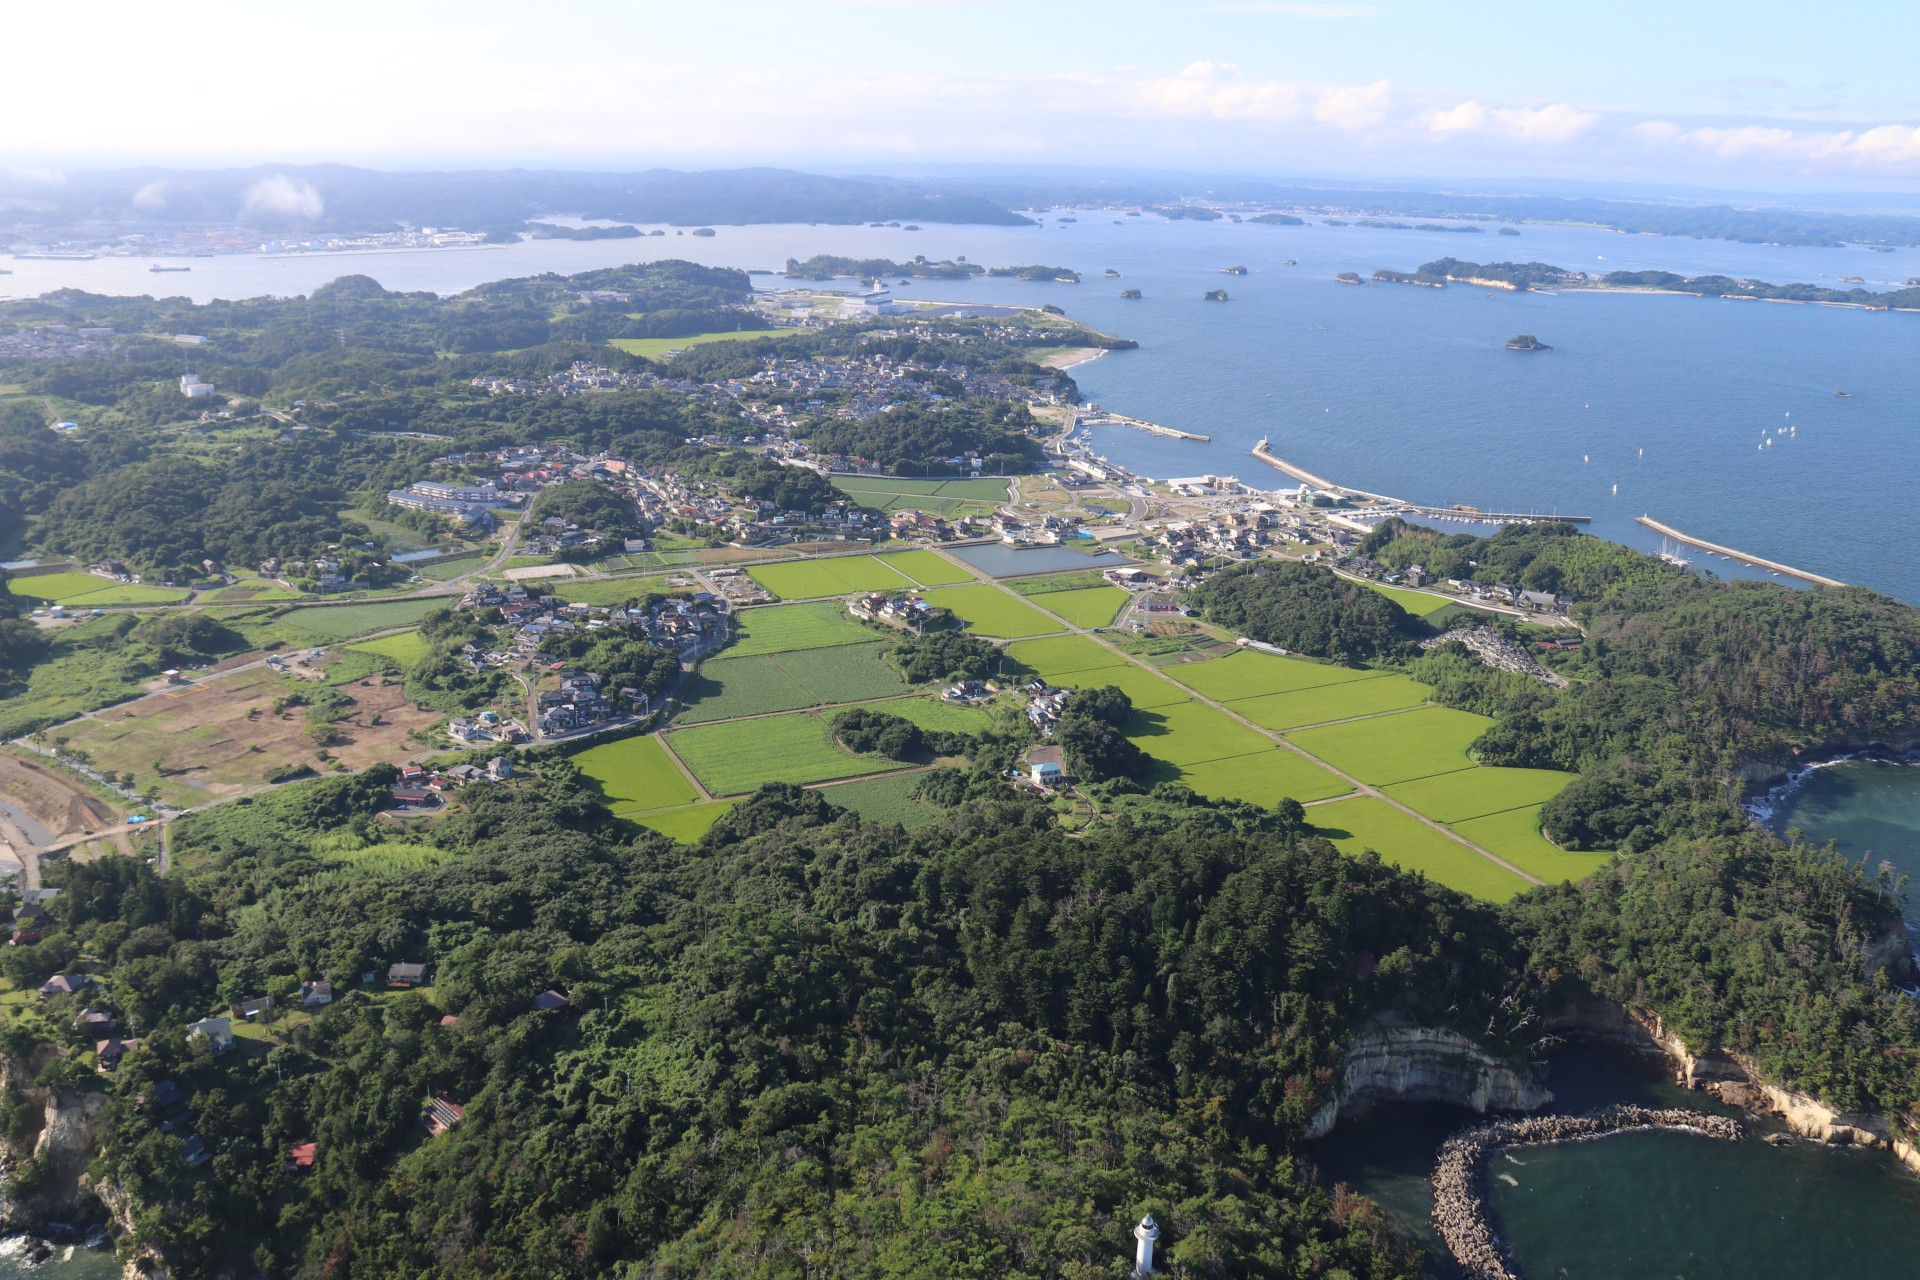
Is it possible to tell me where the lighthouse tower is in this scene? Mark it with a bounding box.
[1132,1215,1160,1276]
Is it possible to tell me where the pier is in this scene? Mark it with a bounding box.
[1251,440,1591,523]
[1635,516,1845,587]
[1084,410,1209,442]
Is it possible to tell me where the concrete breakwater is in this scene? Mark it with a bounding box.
[1431,1105,1743,1280]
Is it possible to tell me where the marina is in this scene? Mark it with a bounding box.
[1634,516,1845,587]
[1076,407,1209,442]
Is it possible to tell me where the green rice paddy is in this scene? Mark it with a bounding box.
[1027,585,1128,629]
[1164,650,1379,701]
[747,556,913,600]
[1450,806,1613,884]
[921,584,1061,639]
[1287,706,1495,787]
[872,549,977,586]
[284,598,449,639]
[677,643,907,723]
[1231,674,1433,731]
[830,697,993,734]
[628,800,736,843]
[548,575,673,607]
[1047,662,1191,710]
[1005,634,1129,677]
[1174,749,1354,806]
[1125,702,1272,766]
[1366,582,1456,617]
[571,733,702,813]
[729,601,876,657]
[1310,796,1533,902]
[348,630,431,668]
[1382,766,1573,825]
[10,573,192,606]
[666,713,898,796]
[817,772,947,828]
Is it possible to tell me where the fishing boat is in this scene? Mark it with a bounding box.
[1834,390,1852,397]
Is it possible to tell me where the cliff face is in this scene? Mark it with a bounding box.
[0,1045,113,1235]
[1305,1024,1552,1139]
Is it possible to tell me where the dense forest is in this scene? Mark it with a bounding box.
[1192,562,1420,664]
[805,403,1047,475]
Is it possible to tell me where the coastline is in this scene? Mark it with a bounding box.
[1041,346,1108,370]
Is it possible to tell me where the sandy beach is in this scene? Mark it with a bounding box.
[1041,346,1108,370]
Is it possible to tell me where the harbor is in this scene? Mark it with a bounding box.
[1078,407,1209,442]
[1252,438,1592,525]
[1634,516,1845,587]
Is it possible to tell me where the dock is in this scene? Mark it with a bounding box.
[1085,411,1209,442]
[1635,516,1845,587]
[1251,440,1590,523]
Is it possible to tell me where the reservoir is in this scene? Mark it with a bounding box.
[1312,1045,1920,1279]
[944,543,1127,577]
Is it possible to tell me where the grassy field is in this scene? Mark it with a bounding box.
[1125,701,1272,766]
[1028,585,1128,629]
[1006,570,1112,595]
[285,598,449,639]
[729,601,875,657]
[817,772,947,828]
[830,696,992,734]
[348,630,431,668]
[676,643,907,723]
[1451,806,1613,885]
[1287,706,1495,786]
[1173,749,1354,806]
[666,713,897,795]
[628,800,735,843]
[608,329,791,358]
[547,575,674,607]
[1005,634,1129,677]
[10,573,192,606]
[1383,766,1573,825]
[921,584,1061,639]
[832,476,1012,501]
[414,554,486,582]
[1366,582,1456,617]
[1164,650,1379,701]
[747,556,912,600]
[873,549,977,586]
[571,733,702,813]
[1231,674,1433,731]
[1310,796,1533,902]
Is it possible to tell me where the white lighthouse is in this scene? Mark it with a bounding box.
[1132,1215,1160,1276]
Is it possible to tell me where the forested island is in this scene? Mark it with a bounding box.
[1371,256,1920,308]
[1,263,1919,1279]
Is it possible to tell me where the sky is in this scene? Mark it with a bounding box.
[7,0,1920,192]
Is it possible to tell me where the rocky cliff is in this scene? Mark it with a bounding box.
[0,1044,115,1239]
[1305,1022,1552,1139]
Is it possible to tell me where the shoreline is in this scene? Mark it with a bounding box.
[1041,346,1108,370]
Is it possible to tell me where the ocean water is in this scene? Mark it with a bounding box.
[1766,758,1920,925]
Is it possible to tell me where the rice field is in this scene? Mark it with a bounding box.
[666,713,898,796]
[1287,706,1495,787]
[348,629,431,668]
[1310,796,1533,902]
[1231,674,1433,731]
[1047,662,1191,710]
[729,601,876,657]
[285,598,450,639]
[832,476,1012,502]
[571,733,702,813]
[1027,585,1128,629]
[747,556,913,600]
[628,800,736,843]
[1451,806,1613,884]
[198,577,306,604]
[772,643,911,704]
[676,643,907,723]
[1164,650,1380,701]
[1366,582,1456,617]
[608,329,791,357]
[1125,701,1273,766]
[1383,766,1573,825]
[1005,634,1129,677]
[921,584,1061,639]
[1005,570,1112,595]
[1174,749,1355,806]
[548,575,674,607]
[830,697,993,734]
[873,549,978,586]
[10,573,192,606]
[818,772,948,828]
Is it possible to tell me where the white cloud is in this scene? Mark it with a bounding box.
[240,175,325,220]
[131,180,168,211]
[1429,100,1491,133]
[1132,62,1389,130]
[1313,79,1394,130]
[1428,100,1597,143]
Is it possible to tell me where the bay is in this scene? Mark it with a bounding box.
[1766,757,1920,926]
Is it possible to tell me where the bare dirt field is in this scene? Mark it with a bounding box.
[50,659,442,807]
[0,750,124,840]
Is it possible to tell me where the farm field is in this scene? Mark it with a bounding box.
[817,772,946,828]
[1027,585,1127,629]
[676,643,907,723]
[747,556,912,600]
[1125,701,1272,767]
[285,598,449,639]
[1172,748,1354,806]
[772,643,911,704]
[872,549,977,586]
[1309,796,1533,902]
[1383,766,1573,825]
[546,575,673,607]
[1365,582,1455,617]
[1164,650,1381,701]
[1451,806,1613,884]
[628,800,735,843]
[413,554,486,581]
[1231,675,1433,732]
[11,573,191,606]
[1006,570,1111,596]
[348,630,431,668]
[607,329,790,357]
[666,713,897,796]
[830,696,993,734]
[1046,662,1190,710]
[729,601,876,657]
[832,476,1011,502]
[1287,706,1495,787]
[198,577,305,605]
[921,584,1060,639]
[570,733,701,814]
[48,660,441,807]
[1005,634,1129,678]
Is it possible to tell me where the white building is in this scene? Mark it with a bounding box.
[180,374,214,398]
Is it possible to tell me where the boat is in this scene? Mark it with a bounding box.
[1505,334,1551,351]
[149,265,191,272]
[1834,390,1851,397]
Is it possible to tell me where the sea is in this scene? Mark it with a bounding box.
[7,212,1920,1275]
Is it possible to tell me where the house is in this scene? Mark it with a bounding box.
[74,1008,114,1033]
[286,1141,317,1172]
[187,1016,234,1053]
[389,787,438,809]
[299,980,333,1007]
[388,962,427,988]
[182,1134,211,1168]
[230,996,274,1019]
[146,1079,182,1111]
[534,989,570,1012]
[39,974,90,1000]
[95,1037,139,1070]
[1028,745,1065,787]
[424,1097,465,1136]
[486,756,514,781]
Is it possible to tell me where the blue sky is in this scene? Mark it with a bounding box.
[7,0,1919,190]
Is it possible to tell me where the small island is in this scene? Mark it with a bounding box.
[1335,271,1363,285]
[1221,265,1248,275]
[1104,268,1120,277]
[1203,288,1229,301]
[1506,333,1551,351]
[1120,288,1142,299]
